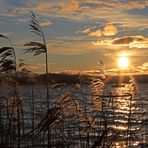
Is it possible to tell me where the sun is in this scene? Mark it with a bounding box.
[118,56,129,69]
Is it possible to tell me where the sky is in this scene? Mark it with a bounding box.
[0,0,148,74]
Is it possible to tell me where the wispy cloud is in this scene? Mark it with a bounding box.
[81,28,91,34]
[137,62,148,74]
[40,21,52,27]
[89,30,102,37]
[59,0,79,14]
[26,63,45,72]
[39,0,148,27]
[25,62,56,73]
[79,24,118,37]
[35,2,51,11]
[48,0,148,16]
[1,0,148,29]
[47,40,94,55]
[106,62,148,75]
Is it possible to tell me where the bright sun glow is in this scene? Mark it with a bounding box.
[118,56,129,69]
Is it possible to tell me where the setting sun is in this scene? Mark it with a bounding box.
[118,56,129,69]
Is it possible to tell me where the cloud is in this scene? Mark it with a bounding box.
[102,24,118,36]
[93,35,148,49]
[112,36,134,44]
[137,62,148,74]
[25,63,45,73]
[37,0,79,15]
[2,0,148,28]
[105,68,135,75]
[43,0,147,21]
[82,28,90,34]
[89,30,102,37]
[106,68,120,75]
[40,21,52,27]
[92,39,112,46]
[46,39,103,55]
[106,62,148,75]
[25,62,56,73]
[2,0,146,32]
[112,36,148,48]
[11,7,30,15]
[59,0,79,14]
[80,0,148,10]
[138,62,148,70]
[56,0,148,15]
[36,2,51,11]
[79,24,118,37]
[47,41,91,55]
[120,1,148,10]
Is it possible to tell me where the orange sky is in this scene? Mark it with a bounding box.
[0,0,148,74]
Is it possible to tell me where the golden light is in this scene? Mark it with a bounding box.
[118,56,129,69]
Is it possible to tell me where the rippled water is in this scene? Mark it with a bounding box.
[0,83,148,147]
[115,84,147,147]
[107,84,148,147]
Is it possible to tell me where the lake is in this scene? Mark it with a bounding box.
[0,83,148,147]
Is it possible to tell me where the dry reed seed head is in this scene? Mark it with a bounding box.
[35,106,63,133]
[79,70,105,111]
[0,34,10,42]
[0,47,13,55]
[0,47,16,74]
[28,11,44,38]
[24,41,46,56]
[54,93,89,123]
[90,76,105,109]
[97,60,105,76]
[129,76,138,97]
[0,34,5,37]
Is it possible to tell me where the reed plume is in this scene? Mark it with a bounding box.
[129,76,138,97]
[90,60,105,109]
[0,34,21,148]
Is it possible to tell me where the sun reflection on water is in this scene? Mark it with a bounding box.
[109,83,142,147]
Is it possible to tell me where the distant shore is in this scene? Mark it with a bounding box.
[0,73,148,85]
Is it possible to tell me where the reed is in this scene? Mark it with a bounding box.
[24,11,51,147]
[0,34,21,147]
